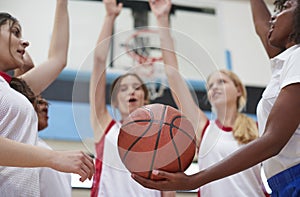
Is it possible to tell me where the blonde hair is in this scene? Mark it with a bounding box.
[209,70,258,144]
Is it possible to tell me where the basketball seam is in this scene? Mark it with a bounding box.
[169,115,183,171]
[122,109,155,163]
[148,105,167,179]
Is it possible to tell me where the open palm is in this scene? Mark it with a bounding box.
[104,0,123,17]
[149,0,172,18]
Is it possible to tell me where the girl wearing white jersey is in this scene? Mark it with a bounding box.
[89,0,174,196]
[0,0,93,196]
[133,0,300,196]
[149,0,267,196]
[13,52,72,197]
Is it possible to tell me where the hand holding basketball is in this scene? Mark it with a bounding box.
[118,104,196,180]
[132,169,195,191]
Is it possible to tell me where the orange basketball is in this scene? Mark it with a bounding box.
[118,103,196,180]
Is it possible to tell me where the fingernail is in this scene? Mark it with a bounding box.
[152,170,159,175]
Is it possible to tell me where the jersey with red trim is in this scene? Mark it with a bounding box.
[197,120,266,197]
[91,120,161,197]
[0,76,40,196]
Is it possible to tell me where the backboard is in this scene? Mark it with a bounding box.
[98,0,221,100]
[77,0,216,13]
[110,0,221,77]
[69,0,224,86]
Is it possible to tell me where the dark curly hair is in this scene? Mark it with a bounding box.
[293,0,300,43]
[10,77,38,110]
[273,0,300,44]
[274,0,288,12]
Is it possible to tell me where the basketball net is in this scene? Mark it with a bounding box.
[125,28,166,100]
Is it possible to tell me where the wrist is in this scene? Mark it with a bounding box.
[56,0,68,7]
[44,149,58,169]
[189,170,207,190]
[157,16,169,28]
[105,14,118,20]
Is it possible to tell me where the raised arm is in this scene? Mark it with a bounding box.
[150,0,208,145]
[250,0,283,58]
[89,0,122,142]
[0,137,94,182]
[21,0,69,95]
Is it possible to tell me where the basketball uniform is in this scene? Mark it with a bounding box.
[198,120,266,197]
[91,120,161,197]
[0,75,40,196]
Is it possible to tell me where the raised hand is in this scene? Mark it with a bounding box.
[149,0,172,19]
[104,0,123,18]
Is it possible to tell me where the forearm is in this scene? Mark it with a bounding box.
[23,0,70,95]
[94,15,116,63]
[48,0,69,66]
[0,137,54,168]
[90,2,122,140]
[156,14,206,130]
[156,16,177,68]
[90,15,116,125]
[250,0,282,58]
[250,0,271,32]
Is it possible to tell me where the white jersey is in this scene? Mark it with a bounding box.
[198,120,266,197]
[257,45,300,179]
[0,76,40,197]
[91,120,161,197]
[37,138,72,197]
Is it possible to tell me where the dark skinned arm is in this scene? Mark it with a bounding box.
[132,83,300,191]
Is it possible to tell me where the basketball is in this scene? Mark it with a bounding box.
[118,103,196,180]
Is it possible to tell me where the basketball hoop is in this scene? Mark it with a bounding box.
[123,28,166,100]
[125,28,163,65]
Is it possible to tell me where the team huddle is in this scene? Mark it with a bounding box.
[0,0,299,197]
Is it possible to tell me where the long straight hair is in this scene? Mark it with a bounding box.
[0,12,21,65]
